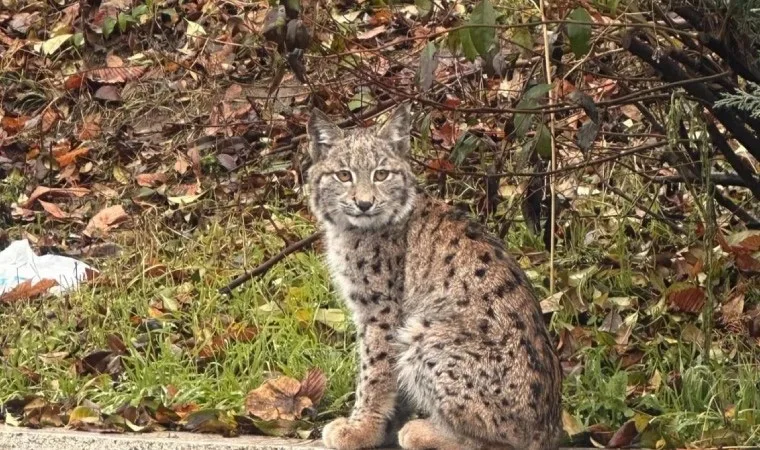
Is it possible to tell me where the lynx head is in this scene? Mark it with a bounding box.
[306,103,417,230]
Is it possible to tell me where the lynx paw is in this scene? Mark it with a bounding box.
[398,419,463,450]
[322,417,385,450]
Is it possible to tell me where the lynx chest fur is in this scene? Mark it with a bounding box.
[307,104,562,450]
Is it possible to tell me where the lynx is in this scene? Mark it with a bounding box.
[306,103,562,450]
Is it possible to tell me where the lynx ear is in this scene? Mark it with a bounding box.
[378,102,412,155]
[307,108,343,161]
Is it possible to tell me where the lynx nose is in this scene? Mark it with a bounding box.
[356,200,374,212]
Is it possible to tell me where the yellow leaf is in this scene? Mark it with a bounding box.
[186,20,206,38]
[35,34,73,55]
[167,193,203,206]
[313,308,347,332]
[113,165,130,185]
[561,410,584,436]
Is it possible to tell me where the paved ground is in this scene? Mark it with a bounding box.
[0,426,604,450]
[0,425,326,450]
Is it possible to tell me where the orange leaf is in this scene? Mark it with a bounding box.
[1,115,30,133]
[0,279,59,304]
[41,108,59,133]
[24,186,90,208]
[136,172,168,187]
[55,146,89,168]
[735,253,760,273]
[64,74,85,90]
[77,113,101,140]
[86,66,146,83]
[38,200,70,219]
[297,368,327,405]
[667,285,705,314]
[83,204,129,237]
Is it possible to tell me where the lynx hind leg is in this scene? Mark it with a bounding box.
[396,317,558,450]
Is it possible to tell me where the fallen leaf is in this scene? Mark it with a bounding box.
[313,308,348,332]
[38,200,70,219]
[187,147,202,178]
[55,146,89,168]
[41,108,60,133]
[94,85,122,102]
[296,368,326,406]
[183,409,237,436]
[245,376,312,422]
[0,279,59,304]
[78,113,102,140]
[68,405,102,430]
[607,420,638,447]
[666,284,705,314]
[174,155,190,174]
[9,12,37,34]
[87,66,147,83]
[84,204,129,237]
[720,294,745,333]
[35,34,73,55]
[23,186,90,208]
[136,172,168,187]
[64,74,86,90]
[1,115,30,134]
[561,410,584,436]
[106,54,123,67]
[357,25,386,40]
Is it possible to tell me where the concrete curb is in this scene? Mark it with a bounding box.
[0,425,326,450]
[0,426,604,450]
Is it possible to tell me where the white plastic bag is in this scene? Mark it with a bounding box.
[0,239,96,296]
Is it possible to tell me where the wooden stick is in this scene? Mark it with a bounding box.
[219,232,322,295]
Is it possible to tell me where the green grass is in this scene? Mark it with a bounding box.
[2,188,760,448]
[1,209,356,420]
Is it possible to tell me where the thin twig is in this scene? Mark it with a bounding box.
[219,232,322,295]
[538,0,556,293]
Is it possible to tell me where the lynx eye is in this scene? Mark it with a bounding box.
[373,170,389,182]
[335,170,353,182]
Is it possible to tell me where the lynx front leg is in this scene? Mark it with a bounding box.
[323,320,399,449]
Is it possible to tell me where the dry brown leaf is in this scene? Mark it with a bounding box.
[201,44,235,76]
[106,54,124,68]
[0,279,59,304]
[64,74,86,90]
[55,146,89,168]
[245,376,312,422]
[38,200,70,219]
[136,172,168,187]
[41,108,60,133]
[78,113,102,140]
[94,85,122,102]
[175,155,190,174]
[297,368,326,406]
[87,66,147,83]
[607,420,638,448]
[732,231,760,251]
[735,253,760,273]
[720,294,745,333]
[357,25,386,40]
[667,285,705,314]
[23,186,90,208]
[187,147,202,178]
[84,204,129,237]
[1,115,30,133]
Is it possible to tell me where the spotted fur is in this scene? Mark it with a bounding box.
[307,104,562,450]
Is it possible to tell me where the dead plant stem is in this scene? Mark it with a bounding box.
[539,0,556,293]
